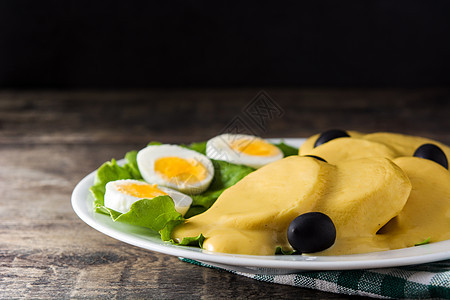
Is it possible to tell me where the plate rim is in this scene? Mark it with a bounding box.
[71,138,450,271]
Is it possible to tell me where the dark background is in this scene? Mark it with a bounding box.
[1,0,450,88]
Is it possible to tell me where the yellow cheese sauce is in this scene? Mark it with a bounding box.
[172,132,450,256]
[299,131,450,163]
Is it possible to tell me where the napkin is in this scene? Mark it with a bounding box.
[180,258,450,299]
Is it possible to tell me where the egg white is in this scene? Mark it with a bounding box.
[206,133,283,168]
[137,145,214,194]
[104,179,193,216]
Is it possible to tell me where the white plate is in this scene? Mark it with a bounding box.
[71,138,450,275]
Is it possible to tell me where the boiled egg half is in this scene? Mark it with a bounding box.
[206,134,283,168]
[104,179,192,216]
[137,145,214,194]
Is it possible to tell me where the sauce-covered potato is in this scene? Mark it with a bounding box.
[172,131,450,255]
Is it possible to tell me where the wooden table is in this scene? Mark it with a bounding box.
[1,88,449,298]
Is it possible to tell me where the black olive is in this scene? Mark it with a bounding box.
[287,212,336,253]
[303,155,327,163]
[314,129,350,148]
[413,144,448,170]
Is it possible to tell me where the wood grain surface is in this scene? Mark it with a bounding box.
[1,88,449,299]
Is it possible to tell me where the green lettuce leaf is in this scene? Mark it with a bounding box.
[148,141,163,146]
[124,150,142,179]
[274,141,298,157]
[97,195,185,241]
[275,246,298,255]
[186,160,255,216]
[183,206,208,218]
[414,237,431,246]
[177,234,205,247]
[105,195,183,231]
[160,219,186,241]
[89,151,143,213]
[182,141,207,155]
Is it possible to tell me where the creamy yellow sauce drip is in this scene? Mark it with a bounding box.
[172,132,450,255]
[299,131,450,163]
[173,156,328,254]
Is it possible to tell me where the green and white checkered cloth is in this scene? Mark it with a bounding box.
[180,258,450,299]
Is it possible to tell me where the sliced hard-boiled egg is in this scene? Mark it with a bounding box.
[206,133,283,168]
[104,179,192,216]
[137,145,214,194]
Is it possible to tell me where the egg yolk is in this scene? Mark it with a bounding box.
[117,183,167,198]
[154,157,207,184]
[230,138,279,156]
